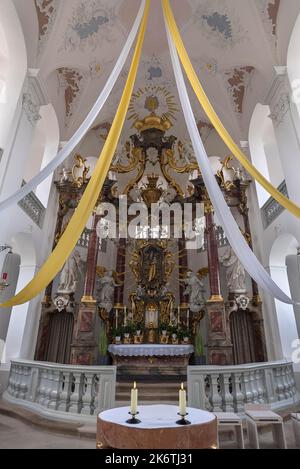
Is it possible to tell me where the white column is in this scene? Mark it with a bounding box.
[4,264,41,363]
[269,264,299,361]
[265,66,300,206]
[0,69,48,199]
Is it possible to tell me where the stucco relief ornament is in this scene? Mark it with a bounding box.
[54,296,70,312]
[60,0,119,53]
[236,294,250,311]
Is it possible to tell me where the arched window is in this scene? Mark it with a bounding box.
[249,103,284,207]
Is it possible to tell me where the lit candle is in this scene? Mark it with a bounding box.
[130,381,138,415]
[187,309,190,329]
[179,382,186,416]
[177,306,180,325]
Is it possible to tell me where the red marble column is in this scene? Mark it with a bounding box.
[205,203,223,302]
[82,212,100,302]
[178,236,188,305]
[114,238,126,306]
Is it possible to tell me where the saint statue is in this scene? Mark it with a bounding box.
[148,251,157,282]
[57,250,82,294]
[97,271,118,313]
[220,246,246,293]
[182,271,206,313]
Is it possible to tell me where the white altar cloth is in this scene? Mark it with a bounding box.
[108,344,194,357]
[99,405,215,429]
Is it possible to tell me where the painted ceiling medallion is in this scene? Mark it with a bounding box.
[34,0,60,54]
[57,67,86,125]
[128,85,179,125]
[224,66,255,114]
[61,0,120,52]
[255,0,281,45]
[193,0,248,49]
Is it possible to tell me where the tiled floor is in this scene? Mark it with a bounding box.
[0,413,95,449]
[0,409,299,449]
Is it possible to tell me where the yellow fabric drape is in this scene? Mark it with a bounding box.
[0,0,150,309]
[162,0,300,220]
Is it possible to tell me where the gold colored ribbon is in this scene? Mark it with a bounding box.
[162,0,300,219]
[0,0,150,308]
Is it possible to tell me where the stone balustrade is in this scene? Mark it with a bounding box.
[188,360,300,414]
[3,360,116,423]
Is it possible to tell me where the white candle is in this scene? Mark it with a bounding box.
[116,310,118,329]
[179,382,187,416]
[124,306,127,326]
[177,306,180,325]
[187,309,190,329]
[130,381,138,415]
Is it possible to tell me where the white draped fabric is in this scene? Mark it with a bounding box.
[164,16,293,305]
[0,0,146,212]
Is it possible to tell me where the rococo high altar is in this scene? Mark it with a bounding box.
[34,93,267,379]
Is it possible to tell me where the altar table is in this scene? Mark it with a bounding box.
[108,344,194,357]
[97,405,217,449]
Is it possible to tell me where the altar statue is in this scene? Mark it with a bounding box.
[148,251,157,282]
[183,271,206,313]
[220,246,246,293]
[97,271,118,313]
[57,250,82,294]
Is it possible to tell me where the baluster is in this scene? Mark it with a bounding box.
[19,366,29,400]
[255,370,265,403]
[8,365,16,396]
[240,371,254,403]
[92,375,100,413]
[57,371,72,412]
[81,373,94,415]
[69,372,82,414]
[48,370,61,410]
[221,373,234,412]
[231,371,245,413]
[14,366,21,398]
[209,373,223,412]
[274,367,285,401]
[38,369,47,405]
[42,369,53,408]
[249,370,259,403]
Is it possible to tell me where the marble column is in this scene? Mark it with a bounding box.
[71,212,100,365]
[114,238,126,307]
[204,199,222,302]
[178,236,188,306]
[204,197,232,365]
[82,212,100,302]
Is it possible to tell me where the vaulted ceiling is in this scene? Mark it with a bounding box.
[13,0,300,148]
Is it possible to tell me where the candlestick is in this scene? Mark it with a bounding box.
[179,382,186,416]
[176,382,191,425]
[126,381,141,424]
[131,381,138,415]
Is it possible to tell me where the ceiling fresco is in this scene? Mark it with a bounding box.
[15,0,300,147]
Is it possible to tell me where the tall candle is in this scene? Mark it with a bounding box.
[177,306,180,325]
[130,381,138,415]
[124,306,127,326]
[179,382,186,416]
[116,310,118,329]
[187,309,190,329]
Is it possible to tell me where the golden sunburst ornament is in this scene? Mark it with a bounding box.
[128,85,179,125]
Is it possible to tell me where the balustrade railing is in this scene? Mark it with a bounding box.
[188,360,300,414]
[3,360,116,423]
[18,185,45,229]
[261,180,288,229]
